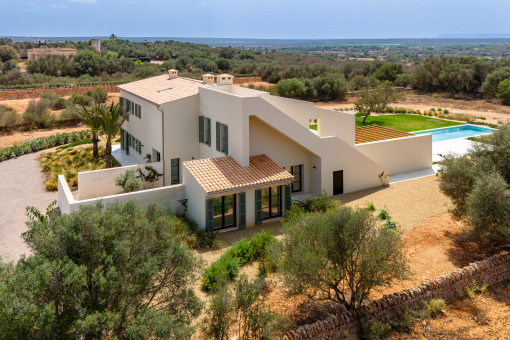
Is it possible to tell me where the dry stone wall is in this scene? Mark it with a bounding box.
[0,85,120,100]
[282,251,510,340]
[233,77,263,85]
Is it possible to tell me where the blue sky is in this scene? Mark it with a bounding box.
[3,0,510,39]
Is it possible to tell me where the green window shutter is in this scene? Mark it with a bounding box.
[120,128,124,150]
[206,198,214,232]
[255,189,262,225]
[207,118,211,146]
[199,116,204,143]
[126,132,130,155]
[223,124,228,155]
[119,97,124,115]
[239,192,246,229]
[285,184,292,216]
[216,121,221,151]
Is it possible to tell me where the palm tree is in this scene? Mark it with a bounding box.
[98,103,127,168]
[78,103,102,159]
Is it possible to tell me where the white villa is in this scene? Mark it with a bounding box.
[58,70,432,231]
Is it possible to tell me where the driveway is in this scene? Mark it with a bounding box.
[0,152,57,263]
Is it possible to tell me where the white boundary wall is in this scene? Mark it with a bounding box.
[78,162,163,200]
[59,175,184,215]
[356,134,432,176]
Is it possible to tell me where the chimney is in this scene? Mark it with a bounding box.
[217,74,234,85]
[202,74,216,84]
[168,69,178,79]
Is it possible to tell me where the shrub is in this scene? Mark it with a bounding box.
[291,190,335,214]
[465,281,488,298]
[22,99,54,129]
[365,201,376,211]
[115,169,144,193]
[91,87,107,103]
[201,254,240,291]
[68,93,92,106]
[0,110,19,129]
[363,320,391,340]
[377,207,391,220]
[40,93,66,110]
[424,298,446,317]
[181,217,219,249]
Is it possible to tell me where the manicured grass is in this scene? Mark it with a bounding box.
[309,124,317,131]
[355,114,465,132]
[41,146,119,191]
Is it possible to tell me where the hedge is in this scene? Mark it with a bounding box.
[0,130,91,162]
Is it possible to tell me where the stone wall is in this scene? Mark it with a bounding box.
[282,251,510,340]
[233,76,263,85]
[0,85,120,100]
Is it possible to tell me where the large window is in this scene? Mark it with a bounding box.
[171,158,179,184]
[262,186,282,220]
[285,165,303,192]
[213,194,236,230]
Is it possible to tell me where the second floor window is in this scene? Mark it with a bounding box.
[171,158,179,184]
[216,122,228,155]
[199,115,211,146]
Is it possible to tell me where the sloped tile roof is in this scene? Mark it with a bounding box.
[184,155,294,194]
[355,125,414,144]
[117,75,203,105]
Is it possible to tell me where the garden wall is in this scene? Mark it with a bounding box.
[0,85,120,100]
[78,162,164,200]
[282,251,510,340]
[58,175,185,215]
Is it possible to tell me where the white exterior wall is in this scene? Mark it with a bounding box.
[183,167,206,228]
[198,87,249,166]
[356,135,433,175]
[58,175,184,215]
[78,162,163,200]
[162,95,200,186]
[120,90,163,164]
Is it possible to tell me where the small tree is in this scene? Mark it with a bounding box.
[497,79,510,105]
[98,103,127,168]
[0,45,19,62]
[0,201,202,339]
[78,103,101,159]
[355,81,402,125]
[115,169,144,192]
[278,206,410,310]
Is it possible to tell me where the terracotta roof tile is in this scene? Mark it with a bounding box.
[355,125,413,144]
[184,155,294,194]
[118,75,203,105]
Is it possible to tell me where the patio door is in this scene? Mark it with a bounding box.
[333,170,343,195]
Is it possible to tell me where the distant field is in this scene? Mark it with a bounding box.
[354,115,464,132]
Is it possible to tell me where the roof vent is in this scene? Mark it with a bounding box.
[168,69,178,79]
[202,74,216,84]
[217,74,234,85]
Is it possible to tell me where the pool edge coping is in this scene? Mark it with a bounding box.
[410,123,496,134]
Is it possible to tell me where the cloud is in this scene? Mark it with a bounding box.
[50,2,68,8]
[69,0,98,4]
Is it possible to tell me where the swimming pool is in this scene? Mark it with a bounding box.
[413,124,494,142]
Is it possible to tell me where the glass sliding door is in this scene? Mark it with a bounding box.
[262,186,282,220]
[285,165,303,192]
[212,194,237,230]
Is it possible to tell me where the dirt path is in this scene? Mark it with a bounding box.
[0,152,57,263]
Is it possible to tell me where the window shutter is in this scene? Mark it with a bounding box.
[255,189,262,225]
[120,128,124,150]
[119,97,124,115]
[205,198,214,232]
[223,124,228,155]
[199,116,204,143]
[285,184,292,216]
[239,192,246,229]
[207,118,211,146]
[216,121,221,151]
[126,132,130,155]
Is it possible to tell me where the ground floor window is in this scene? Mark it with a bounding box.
[285,165,303,192]
[171,158,179,184]
[262,186,282,220]
[213,194,236,230]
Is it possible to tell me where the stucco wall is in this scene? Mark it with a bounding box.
[162,95,200,186]
[183,166,207,228]
[120,90,163,165]
[77,162,163,200]
[58,174,185,215]
[356,134,433,176]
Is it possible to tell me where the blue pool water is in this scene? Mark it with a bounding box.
[413,125,494,142]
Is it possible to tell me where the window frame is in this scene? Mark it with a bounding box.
[261,186,282,220]
[170,158,180,184]
[212,194,237,230]
[285,165,303,193]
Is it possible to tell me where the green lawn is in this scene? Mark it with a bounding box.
[355,114,464,132]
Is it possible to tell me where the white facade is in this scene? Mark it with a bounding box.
[58,72,432,231]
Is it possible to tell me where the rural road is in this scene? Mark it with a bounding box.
[0,152,57,263]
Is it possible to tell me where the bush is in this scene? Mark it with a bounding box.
[67,93,92,106]
[365,201,376,211]
[115,169,144,193]
[424,298,446,317]
[22,99,54,129]
[202,254,240,291]
[465,281,488,298]
[91,87,107,103]
[377,207,391,220]
[40,93,66,110]
[0,109,19,130]
[291,190,336,214]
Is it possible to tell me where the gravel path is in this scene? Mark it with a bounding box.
[0,152,57,263]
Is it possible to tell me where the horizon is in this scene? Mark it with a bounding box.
[3,0,510,39]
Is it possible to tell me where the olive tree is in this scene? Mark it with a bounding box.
[355,81,402,125]
[0,201,202,339]
[278,206,410,310]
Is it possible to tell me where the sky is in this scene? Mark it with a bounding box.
[2,0,510,39]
